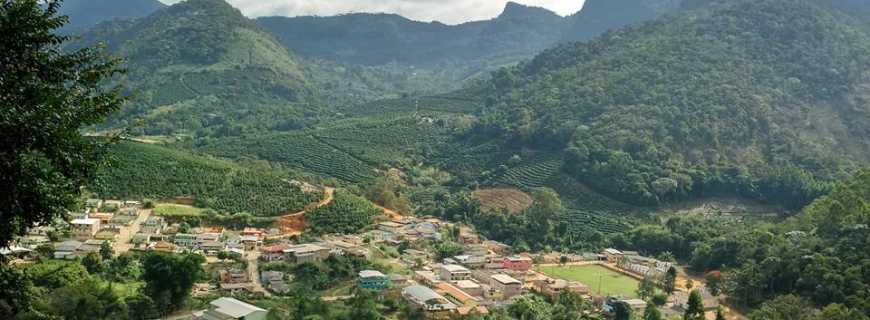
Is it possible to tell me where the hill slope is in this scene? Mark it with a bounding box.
[92,141,321,217]
[58,0,165,33]
[473,0,870,209]
[75,0,319,137]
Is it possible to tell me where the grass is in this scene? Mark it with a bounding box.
[153,203,204,217]
[537,264,640,298]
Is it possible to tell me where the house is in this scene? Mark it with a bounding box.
[151,241,177,253]
[602,248,623,263]
[88,212,114,224]
[94,229,119,241]
[455,280,483,297]
[503,256,532,272]
[439,264,472,282]
[454,255,487,268]
[260,243,289,262]
[219,269,250,284]
[102,200,124,210]
[140,216,166,235]
[70,218,101,240]
[284,244,330,264]
[490,274,523,299]
[483,240,509,255]
[463,244,489,257]
[414,270,441,286]
[199,241,226,256]
[173,233,197,248]
[201,297,267,320]
[197,233,222,246]
[402,285,457,312]
[54,240,83,259]
[261,271,289,294]
[603,297,647,315]
[378,221,403,234]
[537,279,589,297]
[0,246,34,260]
[240,235,259,251]
[358,270,391,291]
[85,199,103,211]
[242,228,265,240]
[436,282,479,307]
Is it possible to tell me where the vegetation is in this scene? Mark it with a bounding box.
[475,0,870,209]
[93,142,320,216]
[141,252,205,316]
[305,190,380,234]
[0,0,126,249]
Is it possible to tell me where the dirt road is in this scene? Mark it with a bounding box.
[114,209,151,255]
[247,251,271,297]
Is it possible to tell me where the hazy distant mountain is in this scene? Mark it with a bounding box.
[257,2,568,66]
[563,0,681,41]
[58,0,165,33]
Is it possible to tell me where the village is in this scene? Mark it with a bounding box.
[3,195,721,320]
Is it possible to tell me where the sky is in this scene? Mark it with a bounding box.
[158,0,587,25]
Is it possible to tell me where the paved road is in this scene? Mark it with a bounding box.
[114,209,151,255]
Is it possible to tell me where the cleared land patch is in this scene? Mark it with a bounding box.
[537,264,639,298]
[472,188,534,214]
[153,203,204,217]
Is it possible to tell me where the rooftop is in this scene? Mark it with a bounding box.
[359,270,387,278]
[442,264,471,273]
[491,274,522,285]
[71,218,99,225]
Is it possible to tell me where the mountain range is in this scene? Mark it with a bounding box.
[57,0,165,32]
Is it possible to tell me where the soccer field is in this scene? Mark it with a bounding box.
[537,264,640,298]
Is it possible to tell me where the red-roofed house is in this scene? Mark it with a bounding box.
[260,243,290,261]
[503,256,532,272]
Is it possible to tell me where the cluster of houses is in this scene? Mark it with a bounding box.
[70,199,141,242]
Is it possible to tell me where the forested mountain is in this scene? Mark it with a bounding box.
[74,0,319,137]
[256,2,568,67]
[472,0,870,209]
[57,0,165,33]
[562,0,681,41]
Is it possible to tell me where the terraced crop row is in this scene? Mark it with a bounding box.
[563,210,632,235]
[94,142,320,216]
[196,134,376,183]
[496,159,563,189]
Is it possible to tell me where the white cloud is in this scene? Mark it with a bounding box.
[159,0,586,25]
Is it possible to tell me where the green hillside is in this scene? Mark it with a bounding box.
[74,0,319,138]
[473,0,870,209]
[92,142,321,216]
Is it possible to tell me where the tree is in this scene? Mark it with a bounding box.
[35,244,54,258]
[637,275,656,300]
[0,0,126,248]
[643,301,663,320]
[0,264,36,318]
[81,252,104,274]
[559,255,569,265]
[706,271,722,296]
[684,290,705,320]
[126,294,159,320]
[44,278,128,320]
[613,301,632,320]
[100,241,114,261]
[715,307,726,320]
[141,252,205,315]
[651,293,668,306]
[663,266,677,295]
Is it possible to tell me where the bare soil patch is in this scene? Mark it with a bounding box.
[472,188,534,214]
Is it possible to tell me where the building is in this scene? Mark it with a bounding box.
[378,221,403,234]
[219,268,250,285]
[537,279,589,297]
[602,248,623,263]
[285,244,330,264]
[70,218,101,240]
[88,212,114,224]
[358,270,392,291]
[140,216,166,235]
[436,282,479,307]
[199,241,226,256]
[201,297,267,320]
[174,233,197,248]
[454,255,487,268]
[503,256,532,272]
[414,270,441,286]
[490,274,523,299]
[261,271,289,294]
[455,280,483,297]
[260,243,290,262]
[402,285,457,312]
[439,264,472,282]
[54,240,83,259]
[240,235,259,251]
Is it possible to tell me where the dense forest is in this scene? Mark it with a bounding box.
[471,0,870,208]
